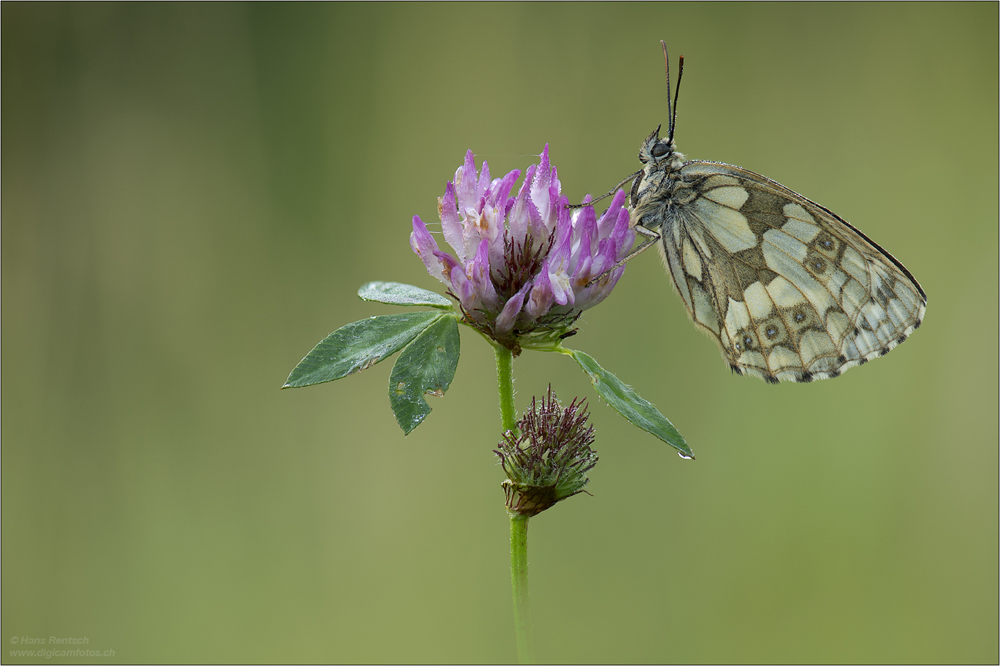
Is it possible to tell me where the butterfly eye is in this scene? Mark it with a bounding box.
[651,143,670,158]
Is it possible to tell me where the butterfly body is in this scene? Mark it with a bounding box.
[629,88,926,384]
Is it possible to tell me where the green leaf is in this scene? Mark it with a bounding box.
[358,281,453,308]
[568,349,693,459]
[388,314,461,434]
[284,312,445,388]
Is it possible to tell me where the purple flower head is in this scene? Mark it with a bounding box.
[410,146,635,353]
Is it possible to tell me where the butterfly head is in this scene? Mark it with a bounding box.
[638,124,679,165]
[631,123,686,208]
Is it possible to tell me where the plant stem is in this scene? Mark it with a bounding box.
[496,344,532,662]
[495,345,517,436]
[509,512,533,664]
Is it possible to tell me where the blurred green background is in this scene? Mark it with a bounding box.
[3,3,997,664]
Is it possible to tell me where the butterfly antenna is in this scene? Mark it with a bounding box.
[668,55,684,143]
[660,41,673,140]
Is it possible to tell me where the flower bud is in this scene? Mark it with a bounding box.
[495,387,598,517]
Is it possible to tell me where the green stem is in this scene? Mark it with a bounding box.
[495,345,517,436]
[496,344,532,662]
[509,512,533,664]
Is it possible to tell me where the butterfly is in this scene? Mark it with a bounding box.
[600,42,926,383]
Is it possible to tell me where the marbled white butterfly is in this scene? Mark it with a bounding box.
[599,42,926,383]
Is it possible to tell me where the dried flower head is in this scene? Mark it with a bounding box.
[495,387,598,517]
[410,146,635,354]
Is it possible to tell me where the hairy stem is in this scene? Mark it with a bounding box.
[509,512,533,663]
[496,344,532,662]
[495,345,517,436]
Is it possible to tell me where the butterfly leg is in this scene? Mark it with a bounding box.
[585,225,660,286]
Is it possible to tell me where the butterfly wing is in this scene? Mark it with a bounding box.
[657,161,926,383]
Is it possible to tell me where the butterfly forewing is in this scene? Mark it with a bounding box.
[638,157,925,384]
